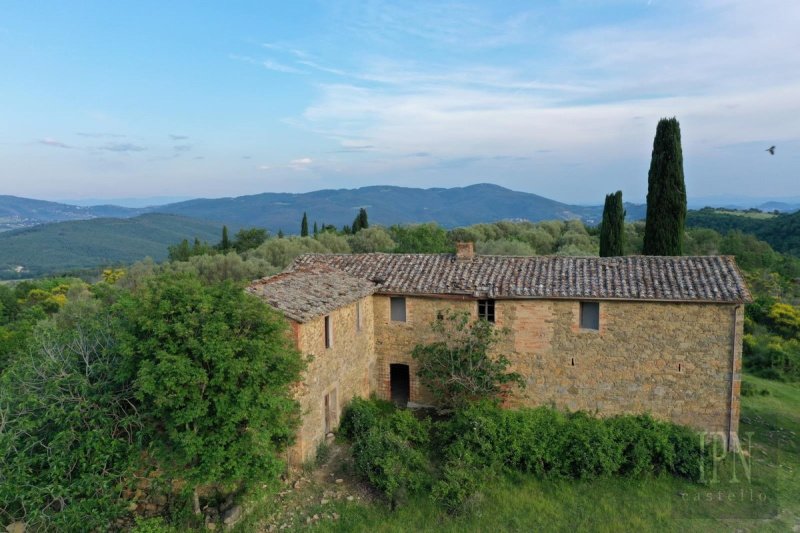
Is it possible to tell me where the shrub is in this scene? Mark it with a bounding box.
[342,400,433,508]
[339,396,395,441]
[431,459,483,514]
[352,425,431,509]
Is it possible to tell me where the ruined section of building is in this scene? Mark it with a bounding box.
[249,245,751,464]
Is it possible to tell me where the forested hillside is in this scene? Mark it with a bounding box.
[687,208,800,256]
[0,213,221,278]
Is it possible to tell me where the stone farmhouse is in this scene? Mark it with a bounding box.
[247,243,751,465]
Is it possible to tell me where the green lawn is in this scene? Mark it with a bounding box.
[240,375,799,532]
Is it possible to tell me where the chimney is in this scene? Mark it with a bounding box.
[455,241,475,261]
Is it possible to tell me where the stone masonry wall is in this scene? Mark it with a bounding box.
[372,295,741,435]
[288,296,375,465]
[373,295,475,405]
[499,300,741,435]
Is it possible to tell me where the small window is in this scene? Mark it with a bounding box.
[478,299,495,323]
[580,302,600,330]
[390,297,406,322]
[356,301,362,332]
[324,315,333,348]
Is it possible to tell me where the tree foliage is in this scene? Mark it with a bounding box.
[218,225,231,253]
[352,208,370,233]
[300,212,309,237]
[643,117,687,255]
[116,273,305,501]
[0,297,141,530]
[599,191,625,257]
[390,223,451,253]
[232,227,268,254]
[411,310,523,409]
[348,226,396,253]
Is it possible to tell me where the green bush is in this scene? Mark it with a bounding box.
[344,398,711,514]
[352,425,431,509]
[342,400,433,508]
[431,459,483,514]
[339,396,395,441]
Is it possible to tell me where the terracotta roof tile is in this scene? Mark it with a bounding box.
[247,264,375,323]
[290,254,751,304]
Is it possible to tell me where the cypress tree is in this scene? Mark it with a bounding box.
[300,212,309,237]
[358,207,369,230]
[277,229,284,239]
[220,225,231,252]
[313,221,318,236]
[643,117,687,255]
[599,191,625,257]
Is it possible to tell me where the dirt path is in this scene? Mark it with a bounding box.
[253,440,373,531]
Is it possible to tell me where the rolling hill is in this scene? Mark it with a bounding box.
[154,184,647,230]
[0,195,142,231]
[0,213,222,279]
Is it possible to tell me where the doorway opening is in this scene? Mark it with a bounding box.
[390,364,410,407]
[324,388,338,434]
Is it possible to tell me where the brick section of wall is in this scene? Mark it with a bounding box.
[288,296,376,465]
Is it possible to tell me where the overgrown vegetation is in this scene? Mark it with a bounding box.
[411,310,523,409]
[0,271,305,530]
[340,398,711,514]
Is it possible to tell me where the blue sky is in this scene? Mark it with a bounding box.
[1,0,798,204]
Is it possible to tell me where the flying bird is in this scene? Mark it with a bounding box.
[766,145,775,155]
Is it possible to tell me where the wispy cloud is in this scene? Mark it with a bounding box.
[76,132,127,138]
[39,137,72,149]
[230,54,306,74]
[289,157,312,170]
[99,142,146,152]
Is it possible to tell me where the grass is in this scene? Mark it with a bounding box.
[239,374,799,532]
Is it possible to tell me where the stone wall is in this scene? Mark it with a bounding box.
[288,295,375,465]
[373,295,475,405]
[499,299,741,435]
[371,295,742,436]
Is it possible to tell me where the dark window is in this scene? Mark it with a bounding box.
[324,315,333,348]
[390,297,406,322]
[478,299,495,323]
[580,302,600,330]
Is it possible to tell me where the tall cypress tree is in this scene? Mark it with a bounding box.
[599,190,625,257]
[300,212,309,237]
[643,117,687,255]
[313,221,318,236]
[219,225,231,252]
[358,208,369,230]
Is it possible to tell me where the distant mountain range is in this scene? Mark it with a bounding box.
[2,184,647,233]
[0,195,141,231]
[2,183,799,279]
